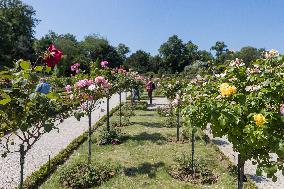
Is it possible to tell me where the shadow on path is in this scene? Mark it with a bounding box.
[123,161,165,178]
[247,174,270,183]
[212,138,230,146]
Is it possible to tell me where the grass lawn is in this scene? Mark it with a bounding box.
[40,107,256,189]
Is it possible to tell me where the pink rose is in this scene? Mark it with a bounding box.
[65,85,72,93]
[95,76,106,84]
[101,60,109,68]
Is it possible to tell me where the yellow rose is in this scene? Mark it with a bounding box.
[253,114,266,126]
[228,86,237,94]
[219,83,236,96]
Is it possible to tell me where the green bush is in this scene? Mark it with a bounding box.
[59,160,120,189]
[97,127,122,145]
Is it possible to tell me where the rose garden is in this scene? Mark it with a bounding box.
[1,1,284,189]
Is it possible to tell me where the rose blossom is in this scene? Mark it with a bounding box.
[65,85,72,93]
[101,60,109,68]
[95,76,106,84]
[43,44,62,67]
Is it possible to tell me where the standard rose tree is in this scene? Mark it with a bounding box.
[190,50,284,188]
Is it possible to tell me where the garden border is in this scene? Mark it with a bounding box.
[22,103,124,189]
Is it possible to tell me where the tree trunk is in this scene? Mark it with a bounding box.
[119,91,122,127]
[238,154,245,189]
[106,95,110,132]
[176,104,180,141]
[19,144,25,189]
[191,130,195,178]
[88,112,92,165]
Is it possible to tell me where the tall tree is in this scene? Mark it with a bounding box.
[235,46,263,65]
[0,0,38,68]
[80,34,122,68]
[210,41,229,63]
[210,41,228,57]
[124,50,150,73]
[159,35,188,73]
[116,43,130,62]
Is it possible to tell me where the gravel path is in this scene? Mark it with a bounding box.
[0,93,127,189]
[205,128,284,189]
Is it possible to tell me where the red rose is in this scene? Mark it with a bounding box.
[43,44,62,67]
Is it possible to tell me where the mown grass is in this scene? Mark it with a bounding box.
[40,107,256,189]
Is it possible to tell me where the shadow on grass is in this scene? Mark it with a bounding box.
[130,121,165,128]
[121,132,167,145]
[123,161,165,178]
[136,114,156,117]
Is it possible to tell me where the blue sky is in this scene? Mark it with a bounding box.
[22,0,284,55]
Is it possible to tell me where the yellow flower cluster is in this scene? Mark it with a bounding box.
[253,114,266,126]
[219,83,237,97]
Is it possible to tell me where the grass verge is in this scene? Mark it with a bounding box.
[40,107,256,189]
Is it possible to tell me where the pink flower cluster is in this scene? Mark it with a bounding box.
[75,79,94,89]
[71,63,80,73]
[65,85,72,93]
[95,76,111,89]
[101,60,109,68]
[118,68,126,74]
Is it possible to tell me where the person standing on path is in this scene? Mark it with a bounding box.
[35,78,51,94]
[146,75,155,105]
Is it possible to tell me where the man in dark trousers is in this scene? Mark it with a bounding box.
[146,75,155,105]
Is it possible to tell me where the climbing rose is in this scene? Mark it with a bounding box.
[43,44,62,67]
[253,114,266,126]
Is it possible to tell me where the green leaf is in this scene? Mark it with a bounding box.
[0,93,11,105]
[46,92,59,100]
[46,66,52,73]
[43,123,53,132]
[20,60,30,70]
[281,116,284,123]
[34,66,43,72]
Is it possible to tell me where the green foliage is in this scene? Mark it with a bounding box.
[58,160,120,189]
[124,50,151,73]
[0,0,38,68]
[97,126,122,145]
[181,51,284,179]
[159,35,188,73]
